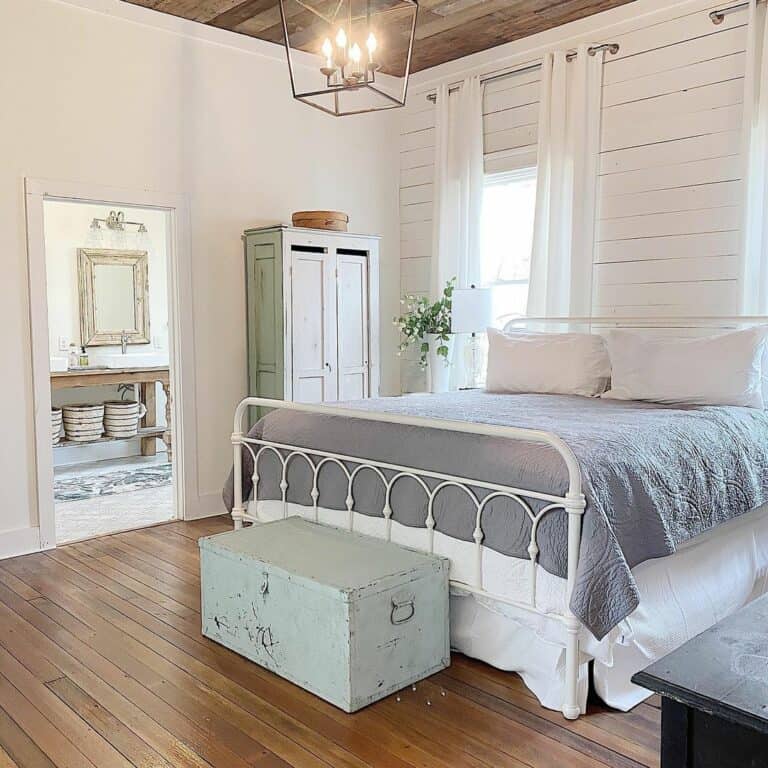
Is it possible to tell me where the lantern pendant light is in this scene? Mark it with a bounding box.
[278,0,419,116]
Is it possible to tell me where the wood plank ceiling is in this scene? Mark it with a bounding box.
[122,0,637,73]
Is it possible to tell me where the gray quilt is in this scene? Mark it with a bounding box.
[223,391,768,639]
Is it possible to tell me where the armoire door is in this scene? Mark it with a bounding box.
[289,246,338,403]
[336,250,370,400]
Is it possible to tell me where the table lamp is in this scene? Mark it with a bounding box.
[451,286,493,388]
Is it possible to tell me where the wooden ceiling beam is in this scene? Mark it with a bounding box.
[121,0,638,73]
[407,0,632,69]
[256,0,346,46]
[208,0,276,27]
[274,5,418,56]
[122,0,164,9]
[144,0,247,21]
[233,5,284,33]
[415,0,513,41]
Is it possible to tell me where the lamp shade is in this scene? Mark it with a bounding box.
[451,288,494,334]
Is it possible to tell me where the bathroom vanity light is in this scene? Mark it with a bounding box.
[87,211,149,249]
[278,0,418,116]
[89,210,146,233]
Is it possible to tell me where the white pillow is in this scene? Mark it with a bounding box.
[485,328,611,397]
[603,327,768,408]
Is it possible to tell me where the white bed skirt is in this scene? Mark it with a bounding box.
[249,500,768,712]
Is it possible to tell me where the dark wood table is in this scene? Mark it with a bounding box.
[632,594,768,768]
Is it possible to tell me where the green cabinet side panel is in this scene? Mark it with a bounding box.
[245,229,284,422]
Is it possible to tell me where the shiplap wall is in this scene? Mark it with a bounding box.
[398,2,747,391]
[399,69,542,389]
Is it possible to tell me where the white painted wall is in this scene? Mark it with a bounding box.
[398,0,748,391]
[0,0,400,552]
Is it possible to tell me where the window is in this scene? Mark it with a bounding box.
[480,167,537,317]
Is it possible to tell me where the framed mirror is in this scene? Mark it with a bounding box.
[77,248,150,346]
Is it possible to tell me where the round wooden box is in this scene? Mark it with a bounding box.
[291,211,349,232]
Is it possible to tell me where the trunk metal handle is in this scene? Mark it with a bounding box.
[390,596,415,625]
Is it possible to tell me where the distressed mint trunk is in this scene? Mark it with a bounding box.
[199,518,450,712]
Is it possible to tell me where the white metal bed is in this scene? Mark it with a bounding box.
[231,396,587,718]
[229,315,768,720]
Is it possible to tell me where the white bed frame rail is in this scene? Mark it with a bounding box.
[231,396,587,719]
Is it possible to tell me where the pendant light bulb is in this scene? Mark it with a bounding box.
[366,32,377,54]
[321,37,334,72]
[335,27,347,49]
[350,42,361,64]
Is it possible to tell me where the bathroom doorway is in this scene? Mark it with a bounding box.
[45,200,175,542]
[25,180,197,549]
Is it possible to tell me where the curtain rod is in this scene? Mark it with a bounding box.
[425,42,620,103]
[710,1,749,23]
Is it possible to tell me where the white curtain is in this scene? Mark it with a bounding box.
[527,44,604,319]
[740,0,768,314]
[431,75,484,387]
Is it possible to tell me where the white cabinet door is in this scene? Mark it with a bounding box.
[336,251,370,400]
[290,247,338,403]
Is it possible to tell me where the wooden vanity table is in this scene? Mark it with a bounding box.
[51,366,172,460]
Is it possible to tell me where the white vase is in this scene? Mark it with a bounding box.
[426,334,454,393]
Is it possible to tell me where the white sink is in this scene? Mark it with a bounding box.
[50,356,69,372]
[87,351,169,369]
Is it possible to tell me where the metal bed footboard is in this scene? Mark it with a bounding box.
[231,396,587,719]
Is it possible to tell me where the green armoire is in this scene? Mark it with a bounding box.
[244,225,380,407]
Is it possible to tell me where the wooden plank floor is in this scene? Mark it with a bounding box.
[0,516,661,768]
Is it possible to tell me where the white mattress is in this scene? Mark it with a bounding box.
[250,499,768,712]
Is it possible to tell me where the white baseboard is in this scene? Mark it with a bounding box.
[0,527,43,560]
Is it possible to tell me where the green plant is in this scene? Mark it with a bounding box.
[394,278,455,369]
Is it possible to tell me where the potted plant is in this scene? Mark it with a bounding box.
[395,278,455,393]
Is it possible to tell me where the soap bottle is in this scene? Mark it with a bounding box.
[78,346,89,367]
[68,344,79,369]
